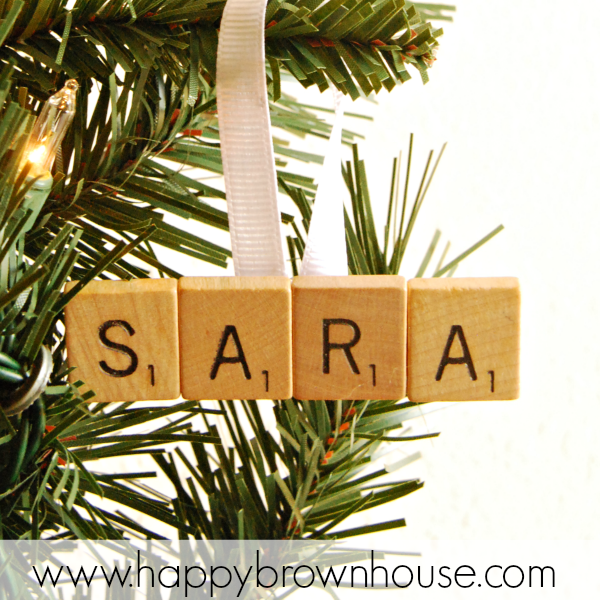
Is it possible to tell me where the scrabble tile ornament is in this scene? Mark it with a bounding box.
[407,277,520,402]
[64,276,520,402]
[292,276,406,400]
[178,277,292,400]
[64,279,180,402]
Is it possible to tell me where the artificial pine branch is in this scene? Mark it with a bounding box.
[5,1,450,94]
[286,138,504,277]
[0,0,452,278]
[0,1,488,544]
[0,66,227,540]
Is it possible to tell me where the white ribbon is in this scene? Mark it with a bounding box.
[216,0,347,277]
[300,89,348,276]
[216,0,285,276]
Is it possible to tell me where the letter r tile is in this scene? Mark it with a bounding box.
[292,276,406,400]
[64,279,180,402]
[178,277,292,400]
[407,277,520,402]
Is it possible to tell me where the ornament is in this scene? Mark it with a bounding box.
[63,277,520,402]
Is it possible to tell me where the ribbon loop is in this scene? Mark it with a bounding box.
[300,89,348,276]
[216,0,348,277]
[216,0,286,276]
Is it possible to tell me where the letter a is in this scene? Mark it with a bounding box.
[435,325,477,381]
[210,325,251,380]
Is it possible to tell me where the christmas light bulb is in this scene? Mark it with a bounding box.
[19,80,78,233]
[27,144,46,165]
[27,79,78,172]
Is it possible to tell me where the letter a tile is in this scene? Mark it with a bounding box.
[293,276,406,400]
[64,279,180,402]
[178,277,292,400]
[407,277,520,402]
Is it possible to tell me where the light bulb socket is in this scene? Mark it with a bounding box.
[22,172,53,232]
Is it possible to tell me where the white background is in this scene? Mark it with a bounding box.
[354,0,600,543]
[331,0,600,594]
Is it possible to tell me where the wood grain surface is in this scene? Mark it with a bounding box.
[292,275,406,400]
[64,279,180,402]
[407,277,520,402]
[178,277,292,400]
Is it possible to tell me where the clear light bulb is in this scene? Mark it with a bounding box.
[27,79,78,173]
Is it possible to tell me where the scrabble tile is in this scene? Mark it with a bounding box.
[178,277,292,400]
[407,277,520,402]
[292,276,406,400]
[64,279,180,402]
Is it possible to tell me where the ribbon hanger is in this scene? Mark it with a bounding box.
[216,0,347,278]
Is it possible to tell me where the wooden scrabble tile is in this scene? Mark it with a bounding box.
[407,277,520,402]
[178,277,292,400]
[292,276,406,400]
[64,279,180,402]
